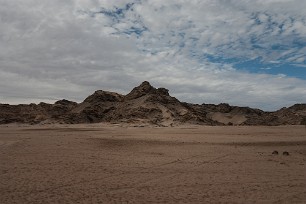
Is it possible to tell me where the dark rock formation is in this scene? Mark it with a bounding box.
[1,81,306,126]
[283,151,289,156]
[272,151,279,155]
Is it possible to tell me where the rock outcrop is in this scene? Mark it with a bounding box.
[1,81,306,126]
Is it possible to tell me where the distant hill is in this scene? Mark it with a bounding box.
[1,81,306,126]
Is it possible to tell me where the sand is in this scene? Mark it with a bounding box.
[0,124,306,203]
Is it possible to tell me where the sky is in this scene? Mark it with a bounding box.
[1,0,306,111]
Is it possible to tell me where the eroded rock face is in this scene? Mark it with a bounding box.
[124,81,155,100]
[124,82,170,100]
[0,100,78,124]
[1,81,306,126]
[84,91,123,103]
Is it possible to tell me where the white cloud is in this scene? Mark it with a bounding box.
[0,0,306,111]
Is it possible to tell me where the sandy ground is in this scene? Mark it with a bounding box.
[0,124,306,204]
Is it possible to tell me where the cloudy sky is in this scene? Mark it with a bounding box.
[1,0,306,110]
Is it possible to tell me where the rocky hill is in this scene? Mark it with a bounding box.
[1,81,306,126]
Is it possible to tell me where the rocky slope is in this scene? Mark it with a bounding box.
[1,81,306,126]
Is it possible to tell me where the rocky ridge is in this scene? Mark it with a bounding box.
[1,81,306,126]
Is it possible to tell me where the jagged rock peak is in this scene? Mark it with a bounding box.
[125,81,169,100]
[157,88,169,96]
[83,90,123,103]
[136,81,155,92]
[55,99,77,106]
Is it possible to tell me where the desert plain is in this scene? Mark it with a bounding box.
[0,124,306,203]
